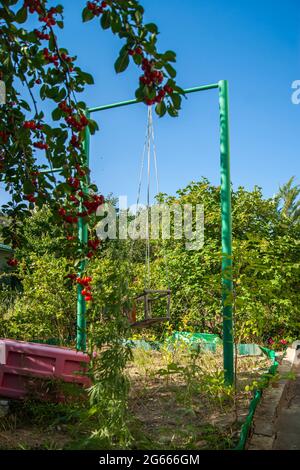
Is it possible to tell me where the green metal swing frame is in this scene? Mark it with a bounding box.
[47,80,234,385]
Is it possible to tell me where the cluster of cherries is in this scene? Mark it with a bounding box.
[81,194,104,215]
[7,257,18,267]
[87,238,101,259]
[33,141,49,150]
[24,0,43,15]
[87,1,108,16]
[23,120,48,151]
[39,7,59,27]
[34,29,50,40]
[59,101,89,134]
[22,0,98,302]
[58,208,78,225]
[76,276,93,302]
[25,1,59,26]
[59,193,104,222]
[42,51,75,73]
[128,48,174,106]
[43,48,59,67]
[58,174,104,226]
[60,53,75,72]
[67,176,81,191]
[66,273,94,303]
[25,194,36,203]
[23,120,43,130]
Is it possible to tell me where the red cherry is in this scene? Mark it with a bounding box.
[164,85,174,95]
[134,47,143,56]
[58,207,66,217]
[7,257,18,267]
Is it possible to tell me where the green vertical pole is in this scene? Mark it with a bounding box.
[218,80,234,385]
[76,110,90,352]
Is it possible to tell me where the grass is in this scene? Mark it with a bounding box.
[126,343,271,450]
[0,343,272,450]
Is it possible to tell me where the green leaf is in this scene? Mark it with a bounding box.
[77,101,87,110]
[55,5,63,14]
[143,85,156,99]
[111,13,122,33]
[145,23,159,34]
[40,85,47,100]
[135,10,142,24]
[164,63,177,78]
[167,105,179,118]
[19,100,31,112]
[163,50,176,62]
[101,10,111,29]
[143,42,156,55]
[135,87,144,100]
[55,89,66,103]
[171,93,182,109]
[23,180,36,195]
[88,119,99,135]
[82,6,94,22]
[133,54,142,66]
[155,101,167,117]
[114,51,129,74]
[174,85,186,96]
[15,6,27,24]
[78,71,94,85]
[52,108,63,121]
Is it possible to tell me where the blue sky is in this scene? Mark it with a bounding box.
[2,0,300,206]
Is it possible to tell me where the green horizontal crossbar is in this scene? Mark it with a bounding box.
[88,83,219,114]
[39,168,63,174]
[39,84,219,175]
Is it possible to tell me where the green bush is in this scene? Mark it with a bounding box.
[2,253,76,343]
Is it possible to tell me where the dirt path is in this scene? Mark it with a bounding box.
[273,366,300,450]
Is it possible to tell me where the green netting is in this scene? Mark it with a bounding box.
[238,343,262,356]
[127,333,270,356]
[167,331,222,353]
[169,331,222,344]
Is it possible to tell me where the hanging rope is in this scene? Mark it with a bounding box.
[131,106,171,291]
[145,106,152,288]
[149,107,171,291]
